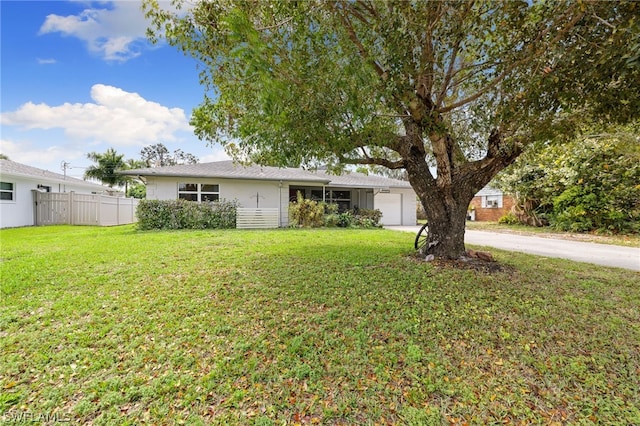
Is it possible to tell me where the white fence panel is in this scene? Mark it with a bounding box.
[35,192,69,225]
[236,208,280,229]
[34,191,138,226]
[71,193,99,225]
[118,197,138,225]
[99,195,119,226]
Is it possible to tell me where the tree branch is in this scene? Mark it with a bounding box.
[339,155,406,169]
[331,2,386,78]
[436,38,462,107]
[435,3,474,107]
[439,5,584,114]
[255,16,294,31]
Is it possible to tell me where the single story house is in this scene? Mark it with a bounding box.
[121,161,417,226]
[0,159,113,228]
[468,186,515,222]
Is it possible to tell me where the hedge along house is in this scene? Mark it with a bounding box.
[121,161,417,227]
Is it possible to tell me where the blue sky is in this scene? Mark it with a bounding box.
[1,0,229,179]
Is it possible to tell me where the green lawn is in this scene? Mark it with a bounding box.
[1,226,639,425]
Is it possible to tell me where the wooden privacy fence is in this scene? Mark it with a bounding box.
[236,208,280,229]
[33,191,139,226]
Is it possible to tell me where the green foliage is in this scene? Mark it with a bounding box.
[126,182,146,199]
[143,0,639,170]
[352,208,383,228]
[136,199,238,230]
[140,143,199,167]
[498,212,519,225]
[84,148,129,188]
[144,0,639,258]
[289,192,383,228]
[288,192,325,228]
[497,129,640,233]
[336,211,353,228]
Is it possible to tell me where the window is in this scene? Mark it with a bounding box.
[482,195,502,208]
[200,184,220,202]
[327,189,351,212]
[178,183,219,202]
[310,189,324,201]
[290,187,352,211]
[0,182,15,201]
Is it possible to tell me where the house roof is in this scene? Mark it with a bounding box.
[0,159,112,192]
[121,160,412,189]
[475,186,504,197]
[311,169,412,189]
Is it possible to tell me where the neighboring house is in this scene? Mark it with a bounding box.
[121,161,417,226]
[0,160,112,228]
[468,186,515,222]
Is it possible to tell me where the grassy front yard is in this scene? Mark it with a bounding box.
[1,226,639,425]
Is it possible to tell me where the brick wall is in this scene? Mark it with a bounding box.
[469,195,515,222]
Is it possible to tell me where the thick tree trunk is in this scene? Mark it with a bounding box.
[401,132,517,259]
[403,151,473,259]
[419,191,471,259]
[398,117,519,259]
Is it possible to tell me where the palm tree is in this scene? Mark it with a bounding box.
[122,158,147,195]
[84,148,128,188]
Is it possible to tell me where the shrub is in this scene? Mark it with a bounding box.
[354,208,383,227]
[496,130,640,233]
[324,214,340,227]
[126,182,146,199]
[498,212,519,225]
[136,199,238,230]
[334,208,383,228]
[336,211,353,228]
[289,195,383,229]
[289,192,325,227]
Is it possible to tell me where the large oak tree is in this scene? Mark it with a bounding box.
[144,0,639,259]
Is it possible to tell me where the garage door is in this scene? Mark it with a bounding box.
[375,193,402,225]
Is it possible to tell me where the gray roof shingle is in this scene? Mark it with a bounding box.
[122,161,412,189]
[311,169,412,188]
[0,159,111,191]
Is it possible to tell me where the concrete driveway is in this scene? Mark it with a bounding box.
[387,226,640,271]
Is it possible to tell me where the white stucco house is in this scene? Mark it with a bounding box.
[0,160,112,229]
[121,161,417,226]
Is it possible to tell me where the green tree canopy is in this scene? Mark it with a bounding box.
[84,148,129,188]
[145,0,639,259]
[140,143,199,167]
[496,124,640,233]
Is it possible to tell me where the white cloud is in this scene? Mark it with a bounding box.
[0,138,87,176]
[37,58,57,65]
[39,1,150,62]
[1,84,192,147]
[200,149,231,163]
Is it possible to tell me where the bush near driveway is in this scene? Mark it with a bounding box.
[1,226,639,424]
